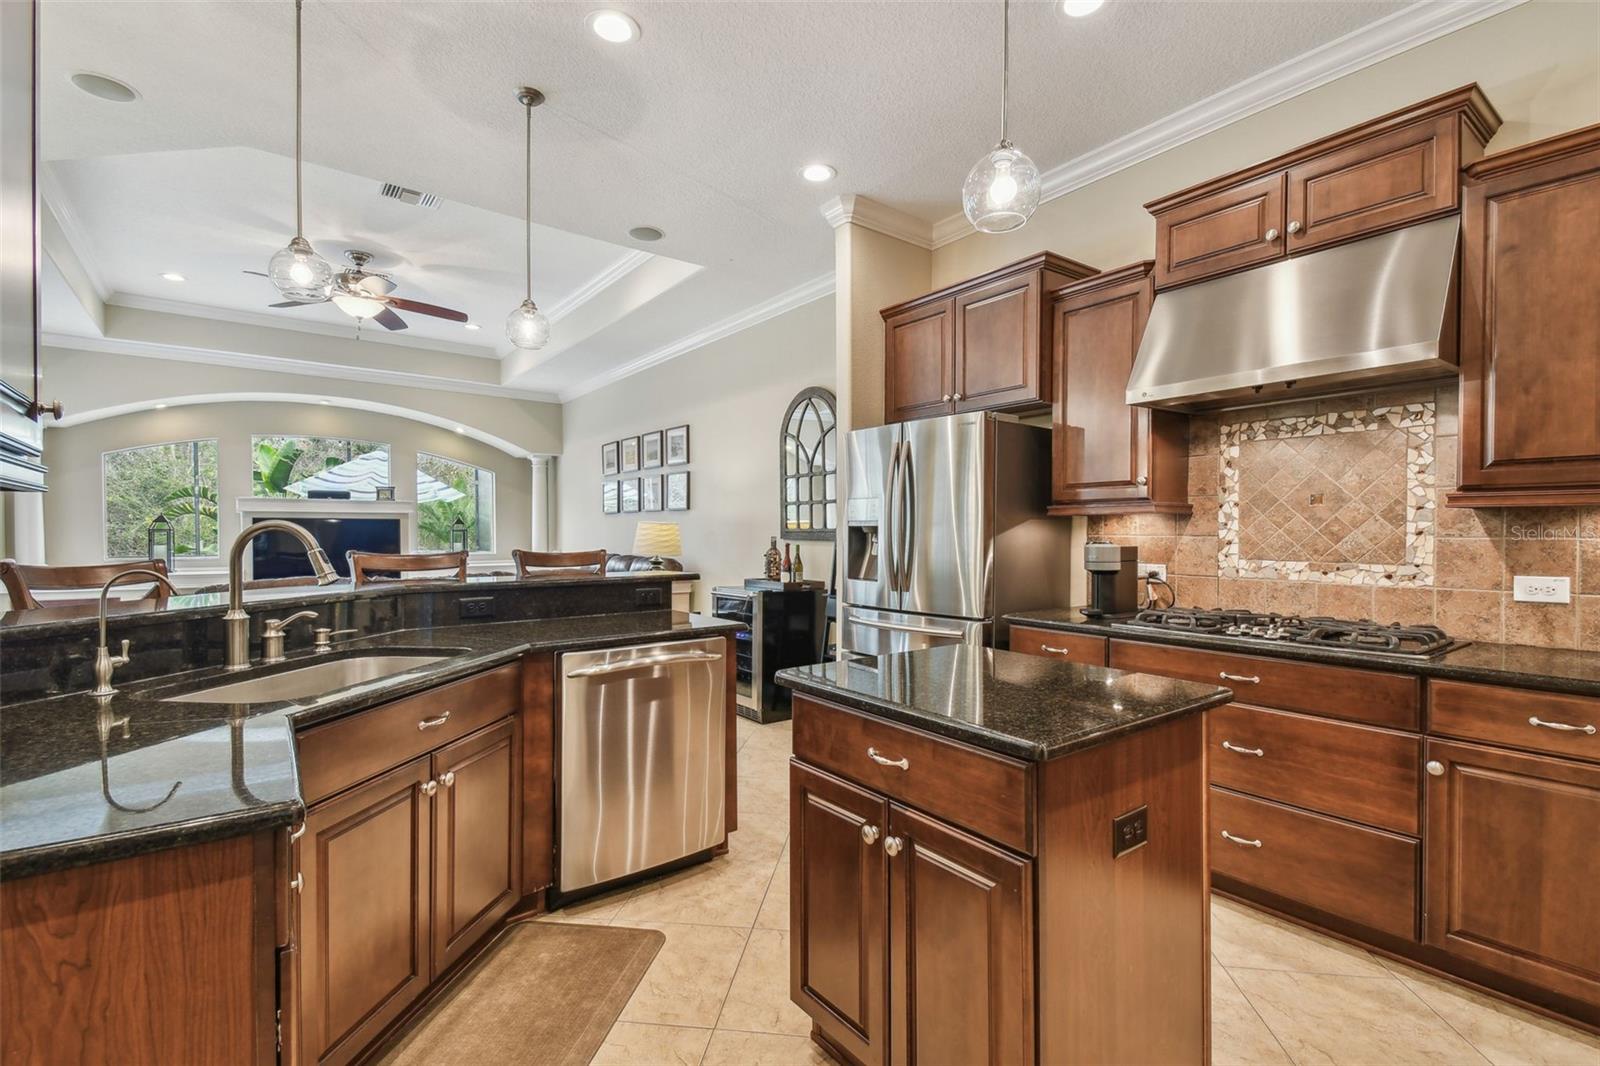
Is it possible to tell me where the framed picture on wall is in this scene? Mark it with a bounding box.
[641,474,662,512]
[621,436,641,472]
[666,470,690,511]
[621,478,641,513]
[602,481,619,514]
[665,425,690,465]
[642,430,663,469]
[601,441,620,477]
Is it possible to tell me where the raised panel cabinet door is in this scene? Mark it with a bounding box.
[883,298,955,423]
[1424,739,1600,1006]
[432,719,520,976]
[1286,114,1460,252]
[1454,130,1600,502]
[791,760,890,1066]
[1154,171,1286,289]
[953,270,1041,411]
[887,804,1033,1066]
[299,757,433,1066]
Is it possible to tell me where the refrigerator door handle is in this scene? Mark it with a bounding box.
[885,440,903,594]
[899,441,915,593]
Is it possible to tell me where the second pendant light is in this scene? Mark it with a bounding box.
[962,0,1040,233]
[506,87,551,350]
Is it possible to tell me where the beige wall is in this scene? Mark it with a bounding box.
[931,0,1600,285]
[557,296,835,608]
[42,401,532,566]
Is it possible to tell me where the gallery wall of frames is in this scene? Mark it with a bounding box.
[601,423,690,516]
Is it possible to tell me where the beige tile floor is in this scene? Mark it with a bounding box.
[544,716,1600,1066]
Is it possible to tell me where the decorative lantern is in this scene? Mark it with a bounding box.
[449,515,469,554]
[146,513,175,569]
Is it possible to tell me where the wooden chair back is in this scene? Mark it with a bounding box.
[0,558,173,611]
[511,549,608,577]
[346,551,468,587]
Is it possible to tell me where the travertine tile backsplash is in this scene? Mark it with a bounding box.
[1089,383,1600,650]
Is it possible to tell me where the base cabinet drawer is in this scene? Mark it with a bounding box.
[1008,626,1107,665]
[1210,787,1418,940]
[1429,680,1600,764]
[1208,704,1421,834]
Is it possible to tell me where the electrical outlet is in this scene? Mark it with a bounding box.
[459,596,495,620]
[1112,805,1149,858]
[1143,563,1168,583]
[1513,575,1570,604]
[635,586,664,608]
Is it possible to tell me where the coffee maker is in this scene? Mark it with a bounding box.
[1082,541,1140,619]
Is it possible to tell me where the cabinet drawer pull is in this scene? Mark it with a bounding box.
[884,836,904,857]
[1529,716,1595,735]
[1219,671,1261,685]
[418,711,452,731]
[867,746,909,770]
[1220,830,1262,848]
[861,824,880,846]
[289,872,304,893]
[1222,741,1264,757]
[1039,644,1073,657]
[421,780,438,797]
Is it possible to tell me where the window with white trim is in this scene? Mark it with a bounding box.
[417,452,495,552]
[102,439,220,559]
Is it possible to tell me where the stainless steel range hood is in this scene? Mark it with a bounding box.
[1127,215,1460,411]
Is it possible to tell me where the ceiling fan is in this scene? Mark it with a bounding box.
[245,250,468,331]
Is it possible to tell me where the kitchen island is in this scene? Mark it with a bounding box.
[777,645,1232,1066]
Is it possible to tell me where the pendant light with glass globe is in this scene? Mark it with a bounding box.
[506,88,550,350]
[267,0,334,301]
[962,0,1041,234]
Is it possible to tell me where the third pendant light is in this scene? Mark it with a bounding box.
[962,0,1041,233]
[506,87,551,350]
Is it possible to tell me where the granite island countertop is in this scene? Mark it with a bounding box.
[1006,608,1600,698]
[775,644,1232,762]
[0,610,739,881]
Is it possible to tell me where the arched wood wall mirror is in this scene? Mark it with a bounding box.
[779,387,837,542]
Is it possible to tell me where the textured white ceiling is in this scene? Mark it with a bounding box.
[39,0,1408,393]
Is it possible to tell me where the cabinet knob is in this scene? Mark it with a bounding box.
[32,399,64,421]
[1264,228,1279,242]
[1425,760,1444,777]
[861,824,880,846]
[1136,475,1148,486]
[421,780,439,797]
[884,836,904,857]
[942,394,952,403]
[1287,220,1302,235]
[952,392,963,402]
[440,771,456,788]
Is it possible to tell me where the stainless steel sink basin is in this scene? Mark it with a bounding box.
[163,654,452,704]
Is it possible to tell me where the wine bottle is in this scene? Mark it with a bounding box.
[793,545,804,583]
[764,537,782,581]
[782,542,792,581]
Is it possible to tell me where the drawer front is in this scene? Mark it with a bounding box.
[297,664,520,805]
[1110,639,1420,730]
[1210,787,1419,940]
[1208,704,1421,834]
[1429,680,1600,764]
[1009,626,1107,665]
[792,696,1034,854]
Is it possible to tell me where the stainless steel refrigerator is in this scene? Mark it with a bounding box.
[841,411,1072,656]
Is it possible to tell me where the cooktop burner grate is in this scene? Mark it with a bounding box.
[1117,608,1460,658]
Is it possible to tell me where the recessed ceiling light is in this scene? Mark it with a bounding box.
[1061,0,1104,16]
[464,322,481,331]
[800,163,836,183]
[587,10,640,43]
[160,272,185,282]
[70,71,139,102]
[628,225,664,242]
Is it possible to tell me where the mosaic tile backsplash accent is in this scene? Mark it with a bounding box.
[1087,383,1599,650]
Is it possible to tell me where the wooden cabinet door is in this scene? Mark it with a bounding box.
[952,270,1041,412]
[432,719,520,976]
[1286,114,1461,253]
[1453,130,1600,504]
[299,757,433,1066]
[791,761,889,1066]
[887,804,1033,1066]
[1153,172,1285,289]
[883,298,954,423]
[1424,739,1600,1006]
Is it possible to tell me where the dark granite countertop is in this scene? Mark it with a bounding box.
[0,611,738,881]
[775,644,1232,762]
[1006,608,1600,698]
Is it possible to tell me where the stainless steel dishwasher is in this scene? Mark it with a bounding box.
[559,637,727,892]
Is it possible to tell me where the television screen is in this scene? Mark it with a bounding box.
[252,517,401,579]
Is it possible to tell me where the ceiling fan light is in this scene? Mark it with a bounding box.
[332,292,386,319]
[506,299,550,350]
[269,236,334,301]
[962,142,1040,233]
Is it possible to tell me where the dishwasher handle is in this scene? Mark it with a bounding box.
[565,649,724,678]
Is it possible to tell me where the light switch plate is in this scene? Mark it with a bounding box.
[1513,575,1570,604]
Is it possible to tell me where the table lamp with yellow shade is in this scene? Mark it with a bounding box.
[632,521,682,571]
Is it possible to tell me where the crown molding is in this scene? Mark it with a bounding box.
[545,249,654,323]
[40,331,563,405]
[559,272,835,402]
[929,0,1524,249]
[820,195,935,250]
[39,167,110,301]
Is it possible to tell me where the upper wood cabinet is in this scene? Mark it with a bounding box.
[1147,85,1501,290]
[881,252,1096,423]
[1448,125,1600,507]
[1048,262,1190,516]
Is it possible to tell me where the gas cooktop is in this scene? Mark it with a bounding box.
[1114,608,1462,659]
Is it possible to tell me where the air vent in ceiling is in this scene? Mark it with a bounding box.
[379,183,441,209]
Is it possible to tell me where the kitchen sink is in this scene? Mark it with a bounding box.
[162,654,454,705]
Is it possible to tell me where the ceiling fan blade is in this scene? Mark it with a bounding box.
[373,308,408,331]
[267,300,319,309]
[384,296,468,322]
